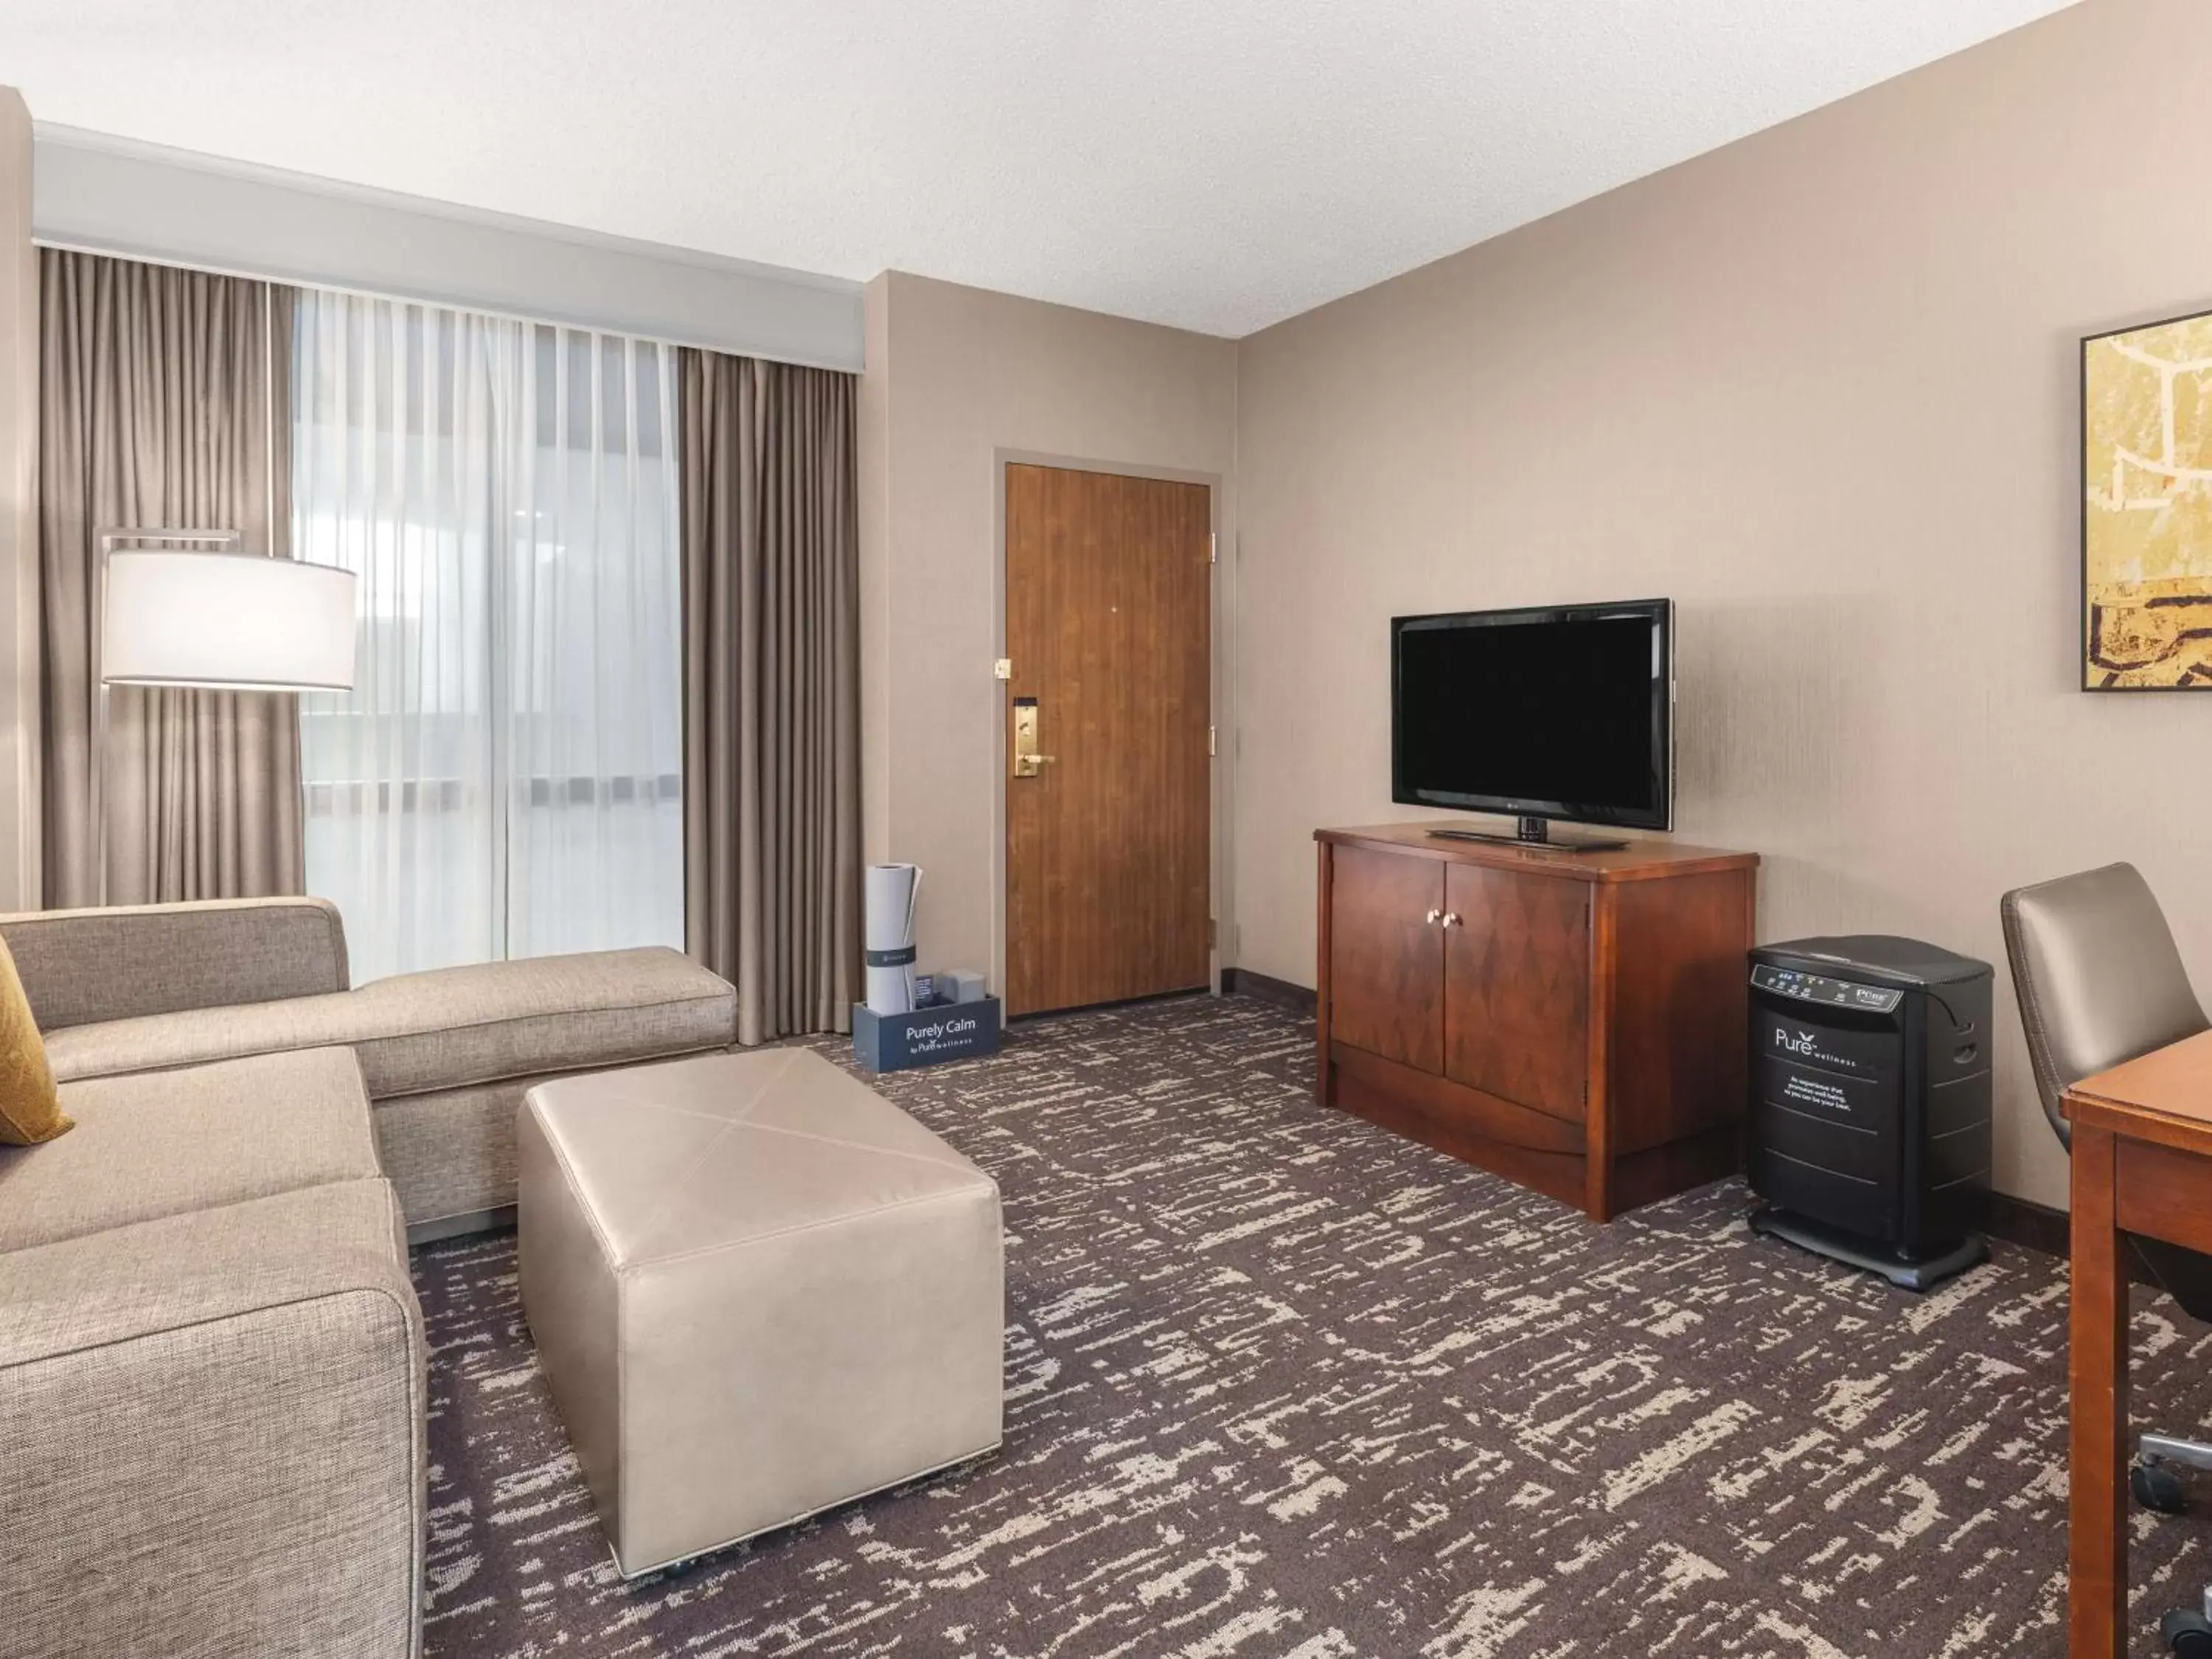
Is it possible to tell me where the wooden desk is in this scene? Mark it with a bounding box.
[2065,1029,2212,1658]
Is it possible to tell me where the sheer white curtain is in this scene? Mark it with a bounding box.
[293,290,684,984]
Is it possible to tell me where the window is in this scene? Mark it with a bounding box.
[293,291,683,984]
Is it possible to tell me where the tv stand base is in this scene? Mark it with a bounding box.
[1427,816,1628,854]
[1324,1043,1740,1221]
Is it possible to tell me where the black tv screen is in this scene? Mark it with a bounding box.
[1391,599,1673,830]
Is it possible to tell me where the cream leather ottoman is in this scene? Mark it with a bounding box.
[517,1048,1004,1577]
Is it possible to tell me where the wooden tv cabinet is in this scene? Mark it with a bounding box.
[1315,824,1759,1221]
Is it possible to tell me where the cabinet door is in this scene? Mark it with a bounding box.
[1328,845,1445,1073]
[1442,864,1589,1120]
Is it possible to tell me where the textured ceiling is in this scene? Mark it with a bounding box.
[7,0,2077,336]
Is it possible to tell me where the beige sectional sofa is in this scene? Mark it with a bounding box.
[0,897,740,1659]
[10,896,740,1236]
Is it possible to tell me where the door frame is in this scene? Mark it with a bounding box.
[992,449,1234,1014]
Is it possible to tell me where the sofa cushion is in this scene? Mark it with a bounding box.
[41,946,737,1099]
[0,1176,411,1369]
[0,1048,378,1253]
[0,932,67,1147]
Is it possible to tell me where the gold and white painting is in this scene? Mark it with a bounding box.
[2083,308,2212,689]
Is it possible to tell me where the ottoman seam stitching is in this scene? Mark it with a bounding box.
[535,1053,805,1256]
[552,1050,799,1136]
[639,1053,810,1213]
[627,1185,995,1270]
[528,1051,812,1270]
[731,1118,985,1173]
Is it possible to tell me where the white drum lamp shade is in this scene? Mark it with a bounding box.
[102,550,357,692]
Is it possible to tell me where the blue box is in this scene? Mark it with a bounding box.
[852,998,1003,1073]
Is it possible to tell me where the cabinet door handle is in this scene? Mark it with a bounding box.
[1441,912,1463,928]
[1425,908,1443,925]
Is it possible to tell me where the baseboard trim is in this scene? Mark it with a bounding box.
[1983,1191,2164,1284]
[1220,967,1318,1017]
[1011,987,1211,1024]
[1984,1192,2067,1260]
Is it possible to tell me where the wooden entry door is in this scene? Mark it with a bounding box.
[1005,463,1211,1017]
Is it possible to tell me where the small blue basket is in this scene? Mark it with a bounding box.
[852,998,1003,1073]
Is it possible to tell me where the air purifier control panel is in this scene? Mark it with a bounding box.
[1750,964,1902,1014]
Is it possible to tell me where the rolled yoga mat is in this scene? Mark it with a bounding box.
[863,863,922,1015]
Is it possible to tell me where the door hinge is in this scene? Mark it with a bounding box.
[1209,533,1218,565]
[1208,725,1217,757]
[1207,917,1217,948]
[993,658,1013,681]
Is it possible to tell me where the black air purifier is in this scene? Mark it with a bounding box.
[1747,936,1994,1290]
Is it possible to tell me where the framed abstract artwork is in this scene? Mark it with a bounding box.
[2082,307,2212,689]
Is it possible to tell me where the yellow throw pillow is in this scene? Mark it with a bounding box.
[0,932,69,1145]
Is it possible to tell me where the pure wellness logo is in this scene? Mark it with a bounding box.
[1771,1026,1861,1075]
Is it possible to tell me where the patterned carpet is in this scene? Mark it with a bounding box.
[413,995,2211,1658]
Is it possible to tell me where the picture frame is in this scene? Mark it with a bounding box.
[2081,305,2212,691]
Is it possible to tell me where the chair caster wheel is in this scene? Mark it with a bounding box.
[2135,1460,2191,1515]
[2163,1608,2212,1657]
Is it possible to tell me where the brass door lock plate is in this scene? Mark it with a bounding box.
[1012,698,1055,778]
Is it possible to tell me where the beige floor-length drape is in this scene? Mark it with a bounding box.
[679,349,860,1043]
[38,249,304,908]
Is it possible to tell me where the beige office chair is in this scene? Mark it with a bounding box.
[2003,863,2212,1655]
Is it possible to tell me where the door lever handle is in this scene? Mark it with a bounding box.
[1012,698,1054,778]
[1441,912,1463,928]
[1425,908,1444,925]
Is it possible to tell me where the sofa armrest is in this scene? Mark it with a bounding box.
[0,897,351,1031]
[0,1181,422,1659]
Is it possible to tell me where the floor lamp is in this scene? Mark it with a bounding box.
[93,529,358,904]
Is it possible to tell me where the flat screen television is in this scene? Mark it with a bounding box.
[1391,599,1674,846]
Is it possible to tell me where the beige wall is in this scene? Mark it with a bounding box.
[1232,0,2212,1210]
[0,91,39,911]
[859,271,1238,990]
